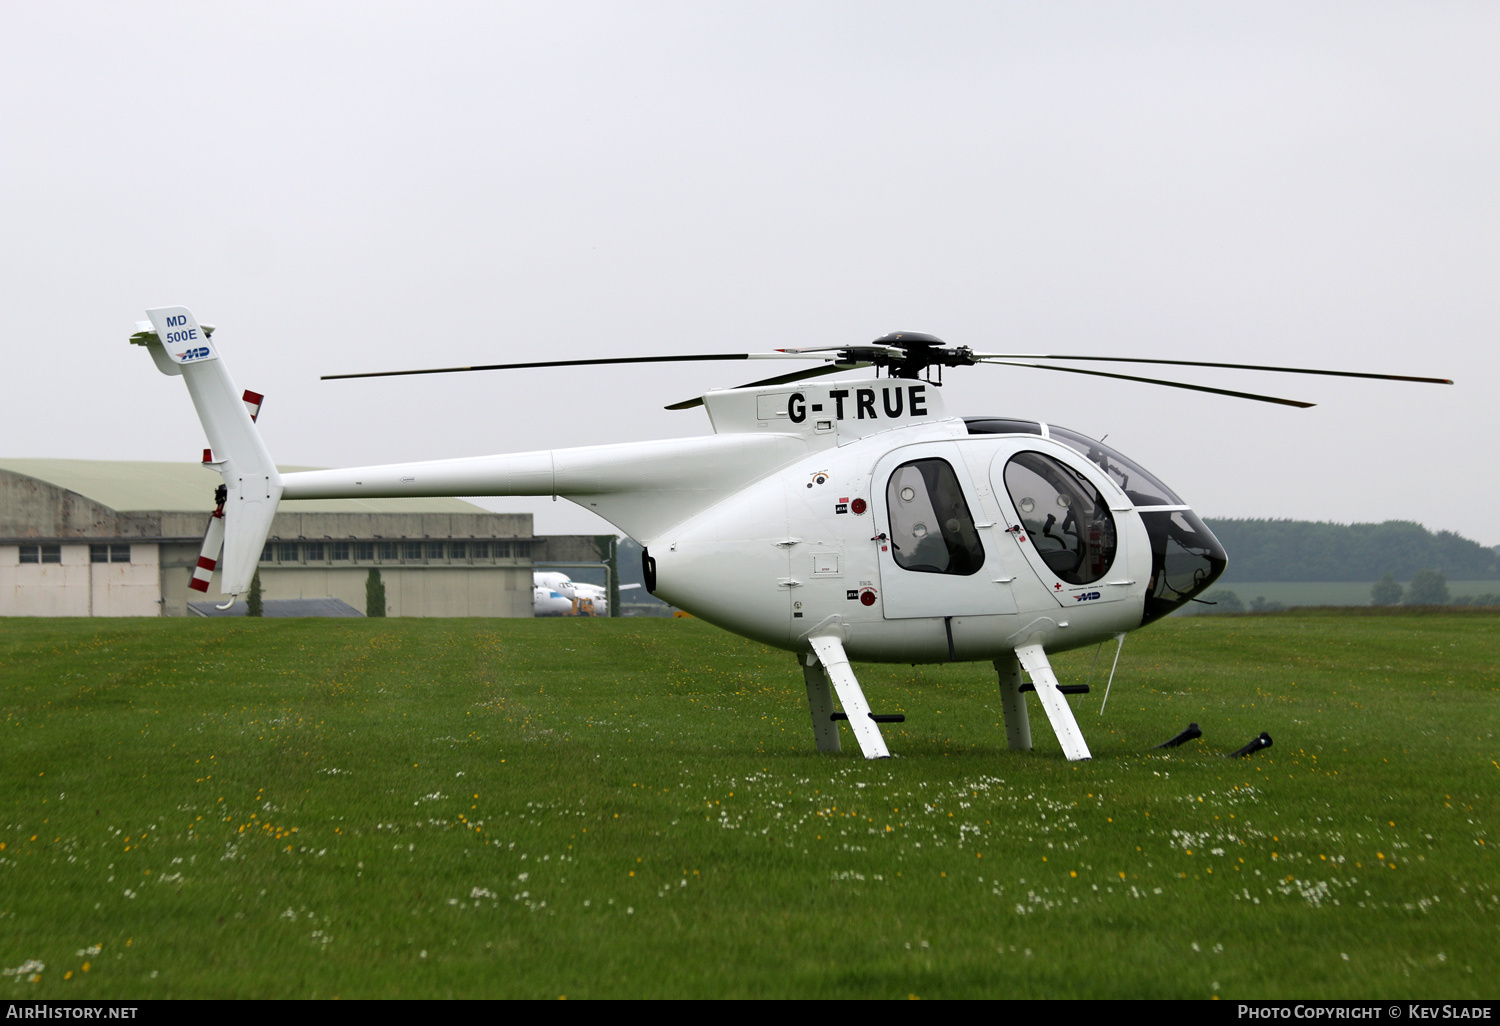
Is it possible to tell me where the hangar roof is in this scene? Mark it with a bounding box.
[0,459,491,515]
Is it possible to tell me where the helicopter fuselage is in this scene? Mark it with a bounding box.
[278,376,1225,664]
[649,425,1150,662]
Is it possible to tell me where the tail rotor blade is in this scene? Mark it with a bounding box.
[189,509,226,594]
[242,390,264,422]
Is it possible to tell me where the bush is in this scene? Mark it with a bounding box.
[1195,589,1243,614]
[247,570,263,617]
[1370,573,1403,606]
[366,568,386,618]
[1405,569,1450,606]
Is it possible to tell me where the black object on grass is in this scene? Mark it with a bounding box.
[1230,732,1273,757]
[1154,722,1203,749]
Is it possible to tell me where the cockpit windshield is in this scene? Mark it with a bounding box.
[1138,509,1227,625]
[964,419,1183,507]
[1046,426,1184,507]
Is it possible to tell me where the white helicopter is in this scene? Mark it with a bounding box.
[131,308,1449,761]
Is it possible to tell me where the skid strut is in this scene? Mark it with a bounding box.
[993,654,1032,751]
[1014,642,1093,761]
[801,652,842,754]
[807,635,890,759]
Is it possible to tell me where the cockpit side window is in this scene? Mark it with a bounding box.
[1003,451,1118,585]
[885,459,985,576]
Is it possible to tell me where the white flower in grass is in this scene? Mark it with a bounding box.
[3,960,45,978]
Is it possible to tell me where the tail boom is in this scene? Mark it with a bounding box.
[280,433,804,543]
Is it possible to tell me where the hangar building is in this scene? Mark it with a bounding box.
[0,459,596,617]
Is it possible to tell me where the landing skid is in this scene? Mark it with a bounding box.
[800,638,1090,761]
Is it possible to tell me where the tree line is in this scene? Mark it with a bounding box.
[1203,519,1500,582]
[1201,571,1500,614]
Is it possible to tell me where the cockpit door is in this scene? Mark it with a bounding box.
[872,441,1018,619]
[989,446,1132,608]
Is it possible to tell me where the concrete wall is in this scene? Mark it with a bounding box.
[258,565,529,617]
[537,535,610,562]
[267,511,532,543]
[1,543,161,616]
[159,541,208,618]
[0,472,205,541]
[159,546,531,618]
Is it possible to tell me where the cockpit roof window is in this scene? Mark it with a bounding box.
[963,417,1042,436]
[1047,425,1184,507]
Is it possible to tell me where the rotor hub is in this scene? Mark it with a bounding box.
[855,331,977,379]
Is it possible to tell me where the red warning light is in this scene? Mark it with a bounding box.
[850,498,867,515]
[860,589,877,606]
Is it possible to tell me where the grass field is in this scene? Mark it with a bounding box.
[2,611,1497,999]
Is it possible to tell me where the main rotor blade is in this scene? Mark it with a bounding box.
[971,353,1451,386]
[321,352,811,381]
[979,360,1316,407]
[664,362,872,411]
[776,344,906,358]
[733,361,873,391]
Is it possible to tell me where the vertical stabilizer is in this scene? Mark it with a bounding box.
[137,307,282,596]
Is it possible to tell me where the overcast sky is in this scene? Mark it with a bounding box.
[4,2,1496,546]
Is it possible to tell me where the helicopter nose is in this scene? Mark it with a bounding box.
[1138,508,1227,626]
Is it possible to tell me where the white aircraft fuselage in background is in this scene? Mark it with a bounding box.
[533,571,609,616]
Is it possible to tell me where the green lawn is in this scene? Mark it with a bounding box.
[1,611,1496,998]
